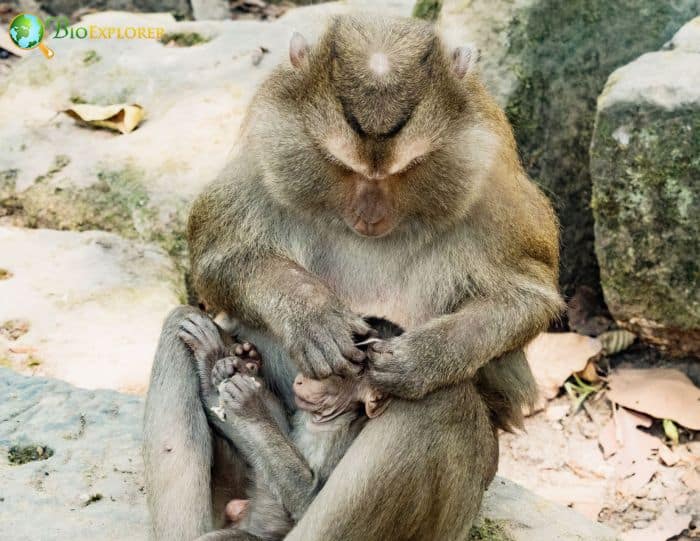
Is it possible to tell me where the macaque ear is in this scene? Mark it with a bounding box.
[290,32,310,68]
[365,393,391,419]
[451,44,480,79]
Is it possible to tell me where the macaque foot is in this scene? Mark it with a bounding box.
[211,341,262,388]
[225,499,250,524]
[219,374,267,421]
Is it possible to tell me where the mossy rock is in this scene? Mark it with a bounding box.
[590,19,700,356]
[441,0,698,303]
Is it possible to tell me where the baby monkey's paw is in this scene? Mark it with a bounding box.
[219,374,267,421]
[211,341,261,387]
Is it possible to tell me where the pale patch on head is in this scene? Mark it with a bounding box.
[324,134,368,176]
[368,52,390,76]
[387,138,431,175]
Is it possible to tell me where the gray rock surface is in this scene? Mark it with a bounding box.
[0,2,413,262]
[0,227,184,393]
[440,0,699,303]
[0,368,148,541]
[0,369,619,540]
[590,17,700,357]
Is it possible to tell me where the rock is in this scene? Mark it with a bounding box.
[0,369,619,541]
[38,0,191,19]
[0,227,184,393]
[590,17,700,357]
[0,368,148,541]
[477,477,619,541]
[440,0,699,303]
[0,2,413,261]
[191,0,230,20]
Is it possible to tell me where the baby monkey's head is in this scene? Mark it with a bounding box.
[293,372,389,423]
[293,316,403,423]
[257,15,483,238]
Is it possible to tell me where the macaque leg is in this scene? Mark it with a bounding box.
[144,306,248,540]
[285,382,498,541]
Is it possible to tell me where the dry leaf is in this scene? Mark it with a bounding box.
[571,501,604,522]
[658,445,680,466]
[615,408,661,476]
[8,345,37,354]
[525,332,603,399]
[63,104,145,134]
[621,509,691,541]
[681,468,700,491]
[577,358,601,383]
[617,458,657,496]
[607,368,700,429]
[545,403,570,421]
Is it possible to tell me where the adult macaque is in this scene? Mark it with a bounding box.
[144,14,562,541]
[177,312,393,541]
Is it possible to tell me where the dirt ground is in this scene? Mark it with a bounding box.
[498,345,700,540]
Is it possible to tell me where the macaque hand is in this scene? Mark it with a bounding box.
[366,337,425,400]
[281,304,370,380]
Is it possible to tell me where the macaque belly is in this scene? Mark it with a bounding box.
[314,246,438,330]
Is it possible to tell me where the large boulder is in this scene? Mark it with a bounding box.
[0,368,619,540]
[0,1,414,263]
[0,227,184,393]
[440,0,699,304]
[589,18,700,357]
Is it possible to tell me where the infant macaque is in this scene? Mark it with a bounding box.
[178,314,401,541]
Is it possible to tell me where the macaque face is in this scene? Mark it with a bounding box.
[277,17,474,238]
[293,373,389,422]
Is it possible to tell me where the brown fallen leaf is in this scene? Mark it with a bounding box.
[525,332,603,399]
[621,509,691,541]
[617,458,657,496]
[614,408,661,477]
[63,104,145,134]
[658,445,680,467]
[8,345,37,354]
[607,368,700,430]
[577,358,601,383]
[681,468,700,491]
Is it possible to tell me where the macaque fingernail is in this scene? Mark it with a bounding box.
[235,345,243,355]
[249,350,258,358]
[243,342,251,351]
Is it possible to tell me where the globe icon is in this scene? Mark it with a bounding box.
[8,13,54,58]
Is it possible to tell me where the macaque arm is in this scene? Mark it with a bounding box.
[188,184,369,378]
[370,264,563,400]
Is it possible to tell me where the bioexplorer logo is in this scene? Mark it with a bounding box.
[8,13,54,58]
[8,13,166,59]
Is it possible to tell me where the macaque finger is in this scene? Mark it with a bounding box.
[303,342,332,379]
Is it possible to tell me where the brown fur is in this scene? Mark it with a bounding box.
[144,14,562,541]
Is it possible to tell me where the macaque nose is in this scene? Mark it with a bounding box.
[354,182,388,225]
[294,374,306,387]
